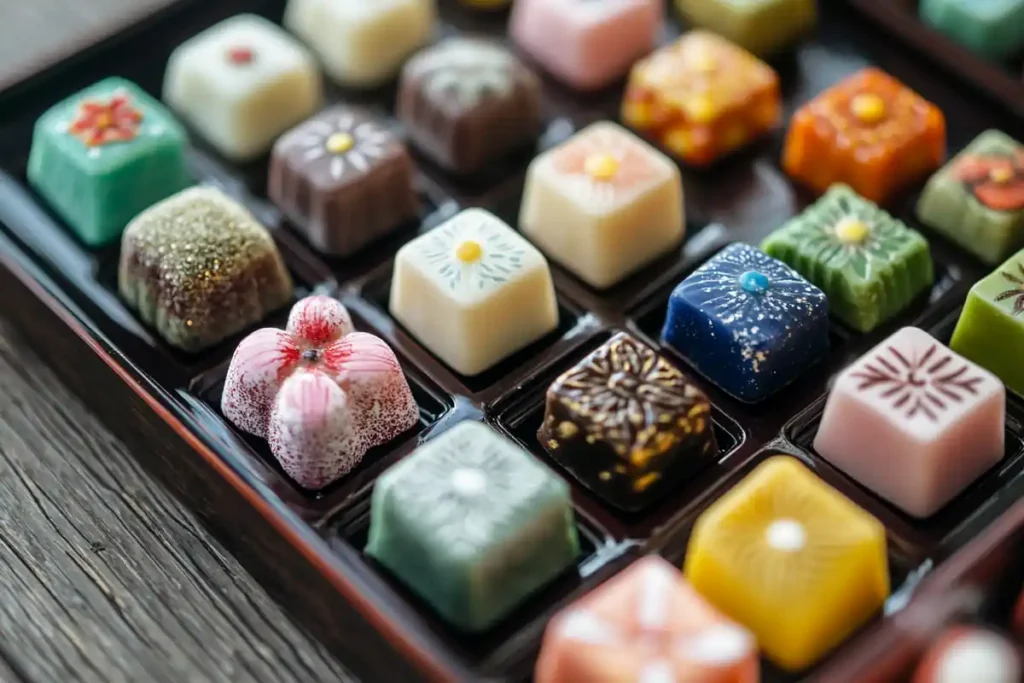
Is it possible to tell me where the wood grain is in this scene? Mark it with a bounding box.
[0,318,355,683]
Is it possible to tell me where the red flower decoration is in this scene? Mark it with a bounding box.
[68,92,143,147]
[953,150,1024,213]
[222,296,419,489]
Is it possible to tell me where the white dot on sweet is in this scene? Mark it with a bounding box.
[935,632,1021,683]
[682,624,754,665]
[451,468,487,496]
[765,518,806,552]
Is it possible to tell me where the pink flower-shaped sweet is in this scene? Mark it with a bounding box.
[222,295,419,489]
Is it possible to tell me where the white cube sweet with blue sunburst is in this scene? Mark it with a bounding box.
[661,243,829,403]
[390,208,559,376]
[520,121,685,290]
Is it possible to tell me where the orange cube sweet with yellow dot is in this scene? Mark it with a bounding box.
[622,31,781,167]
[783,67,946,205]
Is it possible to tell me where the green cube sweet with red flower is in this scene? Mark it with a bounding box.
[27,77,191,247]
[917,130,1024,265]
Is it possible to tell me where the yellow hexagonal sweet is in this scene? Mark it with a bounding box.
[683,456,890,672]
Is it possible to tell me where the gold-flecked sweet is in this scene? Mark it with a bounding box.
[118,186,293,352]
[538,332,718,511]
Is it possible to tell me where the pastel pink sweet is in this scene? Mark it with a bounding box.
[813,327,1005,518]
[510,0,661,91]
[222,295,418,489]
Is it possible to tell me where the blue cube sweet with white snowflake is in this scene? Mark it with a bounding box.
[661,243,829,403]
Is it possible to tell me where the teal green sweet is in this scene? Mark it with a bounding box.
[951,249,1024,396]
[762,184,934,333]
[366,421,579,632]
[27,77,191,247]
[917,130,1024,265]
[920,0,1024,62]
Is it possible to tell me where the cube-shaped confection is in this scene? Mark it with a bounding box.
[675,0,817,55]
[913,626,1022,683]
[390,208,559,376]
[536,556,759,683]
[284,0,435,87]
[920,0,1024,62]
[917,130,1024,265]
[509,0,662,91]
[661,243,829,403]
[951,249,1024,395]
[366,421,579,632]
[622,31,781,167]
[520,122,684,289]
[685,456,890,672]
[783,68,946,205]
[26,77,190,247]
[118,186,294,352]
[397,38,542,174]
[269,106,418,256]
[762,184,935,333]
[815,327,1005,518]
[538,333,717,512]
[163,14,322,161]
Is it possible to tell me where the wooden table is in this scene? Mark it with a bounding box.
[0,3,356,681]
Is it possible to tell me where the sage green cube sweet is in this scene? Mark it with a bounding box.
[27,77,191,247]
[917,130,1024,265]
[762,184,934,333]
[675,0,817,55]
[366,421,579,632]
[920,0,1024,63]
[951,249,1024,396]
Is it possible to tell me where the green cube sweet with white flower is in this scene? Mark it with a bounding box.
[762,184,934,333]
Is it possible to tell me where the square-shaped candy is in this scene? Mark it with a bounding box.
[538,333,717,512]
[622,31,781,167]
[397,38,542,174]
[390,208,559,376]
[816,327,1005,518]
[661,243,829,403]
[366,421,579,632]
[509,0,662,92]
[685,456,890,672]
[536,556,759,683]
[920,0,1024,62]
[917,130,1024,265]
[913,626,1023,683]
[951,248,1024,395]
[284,0,435,87]
[520,121,684,289]
[783,67,946,205]
[269,106,418,256]
[762,184,934,333]
[118,186,294,352]
[27,77,190,247]
[675,0,817,55]
[163,14,322,161]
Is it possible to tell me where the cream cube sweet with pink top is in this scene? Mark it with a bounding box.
[814,327,1005,518]
[510,0,662,91]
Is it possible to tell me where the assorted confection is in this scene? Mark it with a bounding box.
[24,3,1024,677]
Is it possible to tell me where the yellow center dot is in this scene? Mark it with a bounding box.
[990,167,1014,184]
[687,51,717,74]
[584,153,620,181]
[326,132,354,154]
[455,240,483,263]
[95,113,113,129]
[835,218,871,245]
[851,94,887,124]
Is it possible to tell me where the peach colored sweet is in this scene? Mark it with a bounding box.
[535,555,759,683]
[510,0,661,91]
[912,626,1021,683]
[222,295,418,489]
[814,327,1004,518]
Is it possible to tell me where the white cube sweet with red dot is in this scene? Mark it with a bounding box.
[510,0,662,91]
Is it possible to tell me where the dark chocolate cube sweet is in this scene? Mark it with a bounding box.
[661,243,829,403]
[269,106,418,257]
[538,332,718,512]
[397,37,542,174]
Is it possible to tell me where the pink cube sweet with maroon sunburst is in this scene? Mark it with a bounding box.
[510,0,662,91]
[536,555,759,683]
